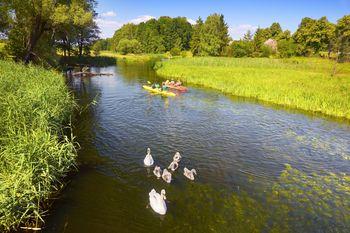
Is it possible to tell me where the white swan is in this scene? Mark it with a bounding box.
[173,152,182,163]
[168,161,179,171]
[162,168,172,183]
[149,189,167,215]
[184,167,197,181]
[143,148,154,166]
[153,166,162,178]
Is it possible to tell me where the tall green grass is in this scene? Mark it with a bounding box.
[156,57,350,119]
[0,60,76,231]
[100,50,166,63]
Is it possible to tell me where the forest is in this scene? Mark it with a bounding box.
[93,13,350,62]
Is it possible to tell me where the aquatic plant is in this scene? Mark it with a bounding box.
[268,164,350,232]
[0,60,76,231]
[156,57,350,119]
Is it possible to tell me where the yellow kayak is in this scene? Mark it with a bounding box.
[143,85,176,97]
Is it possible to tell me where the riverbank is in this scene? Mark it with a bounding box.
[99,51,165,63]
[0,61,76,231]
[156,57,350,119]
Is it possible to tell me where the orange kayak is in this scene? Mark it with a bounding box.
[164,85,188,92]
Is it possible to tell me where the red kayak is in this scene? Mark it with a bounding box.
[164,85,188,92]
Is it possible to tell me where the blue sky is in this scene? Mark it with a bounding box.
[95,0,350,39]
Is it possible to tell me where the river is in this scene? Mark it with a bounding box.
[43,62,350,233]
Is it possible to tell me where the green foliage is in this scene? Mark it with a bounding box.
[199,13,229,56]
[92,38,113,56]
[261,44,274,57]
[0,41,7,59]
[2,0,98,64]
[293,17,335,56]
[170,47,181,56]
[278,39,297,58]
[156,57,350,119]
[180,50,193,58]
[190,17,203,55]
[270,22,283,38]
[0,2,10,36]
[111,17,192,54]
[227,40,254,57]
[335,15,350,62]
[116,39,142,55]
[111,23,138,51]
[0,60,76,231]
[253,28,272,53]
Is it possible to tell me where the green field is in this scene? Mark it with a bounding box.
[156,57,350,119]
[0,61,76,231]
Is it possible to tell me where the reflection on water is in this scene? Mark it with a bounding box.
[44,63,350,233]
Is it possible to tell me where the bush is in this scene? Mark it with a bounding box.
[170,47,181,56]
[116,39,142,55]
[227,40,254,57]
[278,39,297,58]
[181,51,193,58]
[261,45,274,57]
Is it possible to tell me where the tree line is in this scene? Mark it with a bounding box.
[102,13,350,61]
[0,0,99,65]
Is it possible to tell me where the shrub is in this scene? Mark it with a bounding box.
[227,40,254,57]
[181,51,193,58]
[261,45,274,57]
[278,39,297,58]
[116,39,142,55]
[170,47,181,56]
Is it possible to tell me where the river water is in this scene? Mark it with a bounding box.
[44,62,350,233]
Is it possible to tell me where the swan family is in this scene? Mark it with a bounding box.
[143,148,197,215]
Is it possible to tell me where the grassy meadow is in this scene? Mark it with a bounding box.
[0,61,76,231]
[156,57,350,119]
[100,50,166,63]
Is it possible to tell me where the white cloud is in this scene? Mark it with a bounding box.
[229,24,258,40]
[95,18,123,38]
[95,15,156,38]
[102,11,117,17]
[186,18,196,25]
[129,15,155,25]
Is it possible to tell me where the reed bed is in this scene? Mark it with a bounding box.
[0,60,76,231]
[156,57,350,119]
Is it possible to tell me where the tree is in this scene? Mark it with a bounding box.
[111,16,193,54]
[243,30,253,41]
[253,27,271,55]
[199,13,229,56]
[270,22,283,38]
[335,15,350,62]
[111,23,138,51]
[5,0,97,63]
[116,39,142,54]
[293,16,335,56]
[190,17,203,55]
[158,16,192,51]
[0,2,10,37]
